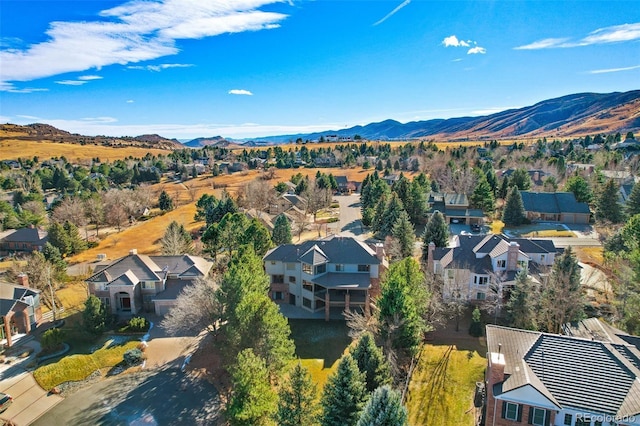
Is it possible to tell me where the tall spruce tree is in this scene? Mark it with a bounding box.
[276,363,319,426]
[226,349,277,426]
[506,267,538,330]
[320,354,368,426]
[356,386,408,426]
[596,179,623,223]
[470,173,495,213]
[626,183,640,218]
[158,190,174,211]
[502,186,526,226]
[272,214,293,245]
[391,210,415,259]
[564,175,593,203]
[351,333,392,393]
[421,210,449,259]
[510,168,532,190]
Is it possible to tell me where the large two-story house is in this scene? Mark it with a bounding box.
[1,274,42,347]
[263,235,386,321]
[519,191,591,224]
[425,234,556,302]
[0,227,48,255]
[428,192,484,226]
[485,322,640,426]
[86,250,213,316]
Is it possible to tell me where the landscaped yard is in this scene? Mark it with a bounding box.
[33,337,140,390]
[503,222,575,238]
[288,319,351,389]
[406,345,485,426]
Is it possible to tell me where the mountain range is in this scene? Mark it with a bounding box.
[2,90,639,148]
[245,90,640,144]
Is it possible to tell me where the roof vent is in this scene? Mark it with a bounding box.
[498,343,502,354]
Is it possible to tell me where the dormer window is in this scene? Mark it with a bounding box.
[497,260,506,268]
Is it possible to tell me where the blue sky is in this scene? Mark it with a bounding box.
[1,0,639,139]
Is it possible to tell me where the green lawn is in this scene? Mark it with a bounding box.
[406,345,485,426]
[288,319,351,388]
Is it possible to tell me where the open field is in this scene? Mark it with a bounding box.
[406,345,485,426]
[0,139,171,162]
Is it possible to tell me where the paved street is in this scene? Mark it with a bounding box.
[32,368,222,426]
[334,193,367,240]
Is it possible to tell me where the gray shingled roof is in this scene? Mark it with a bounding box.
[1,227,48,244]
[487,325,640,417]
[0,281,39,317]
[88,254,212,283]
[299,245,329,265]
[520,191,590,214]
[264,236,380,265]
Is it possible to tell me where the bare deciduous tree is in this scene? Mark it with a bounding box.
[160,277,223,336]
[52,197,88,238]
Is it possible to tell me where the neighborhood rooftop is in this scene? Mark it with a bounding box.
[264,235,380,265]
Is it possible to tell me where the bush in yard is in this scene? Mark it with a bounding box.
[123,348,144,366]
[127,317,149,332]
[41,328,65,353]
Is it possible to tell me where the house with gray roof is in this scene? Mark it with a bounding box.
[428,192,484,225]
[1,275,41,347]
[263,235,386,320]
[425,234,556,302]
[485,323,640,426]
[86,249,213,316]
[0,227,48,255]
[520,191,591,224]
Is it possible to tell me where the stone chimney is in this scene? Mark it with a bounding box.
[485,349,506,424]
[374,243,385,262]
[129,249,138,255]
[506,241,520,271]
[427,242,436,273]
[17,273,29,288]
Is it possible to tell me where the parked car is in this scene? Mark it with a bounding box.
[471,224,481,232]
[0,393,12,413]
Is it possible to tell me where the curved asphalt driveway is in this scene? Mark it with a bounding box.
[32,368,222,426]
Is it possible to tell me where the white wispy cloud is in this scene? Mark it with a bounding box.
[127,63,194,72]
[2,86,49,94]
[55,80,89,86]
[126,99,135,103]
[467,46,486,55]
[514,22,640,50]
[78,75,103,81]
[442,35,470,48]
[229,89,253,96]
[373,0,411,26]
[0,0,289,90]
[588,64,640,74]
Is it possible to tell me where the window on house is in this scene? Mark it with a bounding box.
[272,275,284,284]
[531,407,547,426]
[497,259,506,268]
[302,263,313,274]
[288,276,296,283]
[503,402,519,421]
[141,281,155,290]
[315,264,326,275]
[476,292,486,300]
[574,418,589,426]
[286,263,295,270]
[302,281,313,292]
[563,414,572,425]
[358,264,370,272]
[271,261,276,265]
[335,264,344,272]
[448,270,454,279]
[540,254,545,262]
[302,297,312,308]
[475,276,488,286]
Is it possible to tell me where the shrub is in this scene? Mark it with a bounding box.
[128,317,149,332]
[41,328,65,353]
[123,348,144,366]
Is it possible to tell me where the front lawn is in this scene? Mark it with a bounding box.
[406,345,485,426]
[33,338,140,390]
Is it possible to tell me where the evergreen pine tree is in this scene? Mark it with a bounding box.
[502,186,526,226]
[391,210,415,259]
[227,349,278,426]
[371,194,389,234]
[320,354,368,426]
[351,333,392,393]
[378,193,404,238]
[158,190,174,211]
[47,221,73,256]
[626,183,640,218]
[596,179,623,223]
[564,175,593,203]
[272,214,293,245]
[421,210,449,259]
[470,173,495,213]
[510,168,532,190]
[275,363,319,426]
[356,386,408,426]
[506,266,538,330]
[405,180,427,224]
[498,176,510,199]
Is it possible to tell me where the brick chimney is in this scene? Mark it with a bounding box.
[485,348,506,425]
[374,243,385,262]
[427,242,436,273]
[506,241,520,271]
[17,273,29,288]
[129,249,138,255]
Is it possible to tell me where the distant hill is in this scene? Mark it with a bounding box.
[247,90,640,143]
[0,123,183,150]
[183,136,242,148]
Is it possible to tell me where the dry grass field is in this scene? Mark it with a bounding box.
[0,139,171,162]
